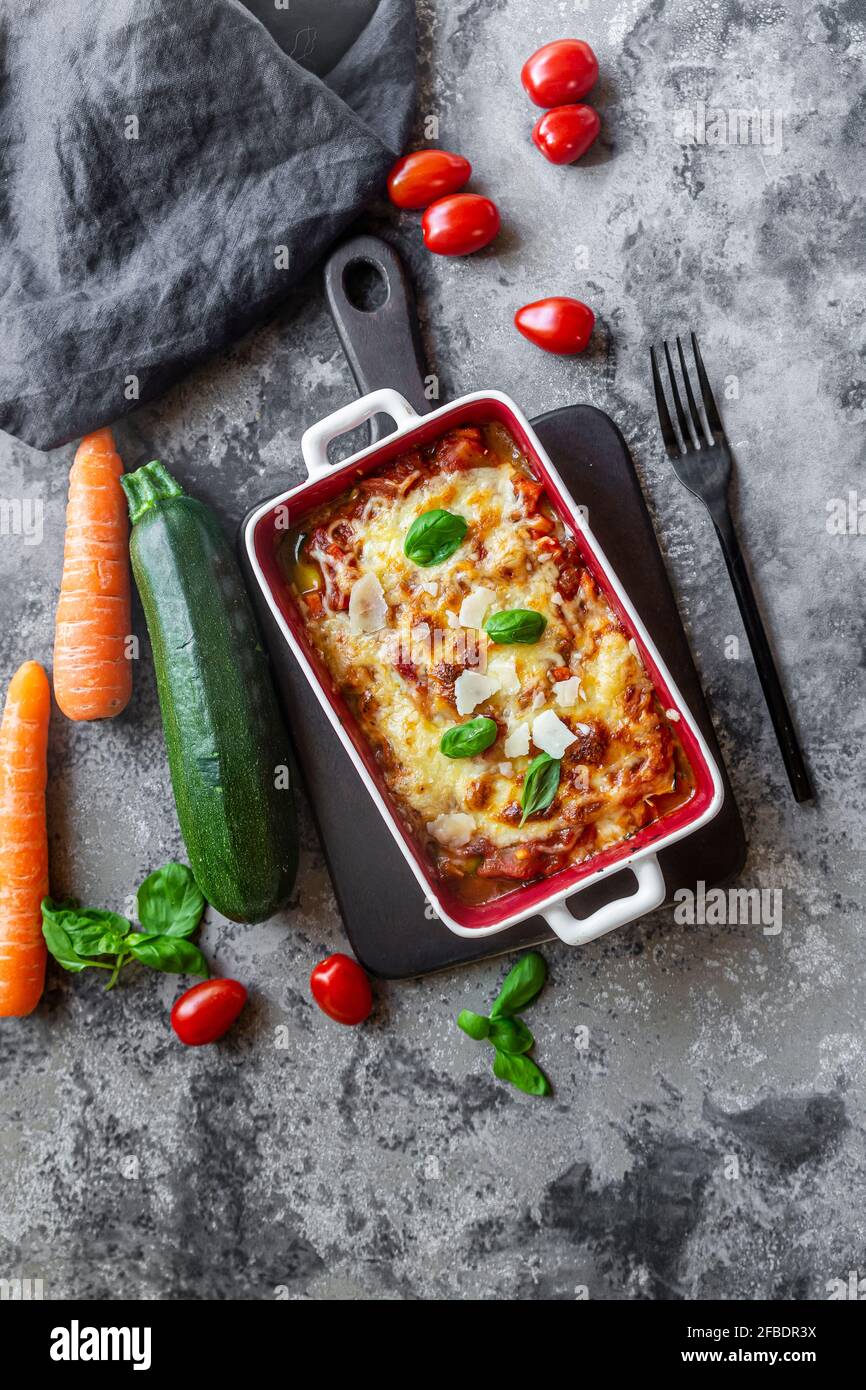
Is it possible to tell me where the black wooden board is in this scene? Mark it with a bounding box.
[237,235,746,977]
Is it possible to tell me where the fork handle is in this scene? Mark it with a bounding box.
[711,507,813,803]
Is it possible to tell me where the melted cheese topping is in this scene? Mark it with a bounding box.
[288,426,685,897]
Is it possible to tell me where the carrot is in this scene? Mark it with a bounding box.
[53,428,132,721]
[0,661,50,1017]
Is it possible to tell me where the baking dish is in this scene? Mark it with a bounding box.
[244,388,724,947]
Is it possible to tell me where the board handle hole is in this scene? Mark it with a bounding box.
[342,258,389,313]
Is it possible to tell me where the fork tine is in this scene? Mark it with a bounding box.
[650,346,680,456]
[676,335,709,447]
[663,341,695,450]
[691,331,724,438]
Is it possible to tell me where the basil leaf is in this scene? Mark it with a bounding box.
[127,934,209,977]
[65,909,130,952]
[488,1017,534,1054]
[490,952,547,1019]
[41,906,108,974]
[519,753,561,826]
[136,862,205,938]
[42,920,93,973]
[43,895,79,913]
[457,1009,491,1041]
[440,717,498,759]
[522,750,561,822]
[404,509,467,566]
[42,900,130,939]
[492,1049,551,1096]
[41,900,130,963]
[66,923,129,958]
[484,608,547,644]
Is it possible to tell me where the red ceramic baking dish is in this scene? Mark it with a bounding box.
[244,388,724,947]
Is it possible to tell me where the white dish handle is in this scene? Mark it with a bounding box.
[301,388,419,481]
[540,854,665,947]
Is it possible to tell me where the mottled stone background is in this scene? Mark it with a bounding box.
[1,0,864,1300]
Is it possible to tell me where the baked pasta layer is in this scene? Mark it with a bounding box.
[283,422,692,905]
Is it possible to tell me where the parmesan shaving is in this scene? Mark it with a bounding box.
[487,656,520,695]
[532,710,577,759]
[348,571,388,636]
[458,586,495,628]
[553,676,582,708]
[454,670,500,716]
[426,812,475,849]
[504,721,530,758]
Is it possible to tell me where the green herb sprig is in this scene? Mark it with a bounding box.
[42,862,208,991]
[440,716,498,759]
[484,608,547,644]
[457,952,551,1096]
[520,752,561,825]
[404,508,467,566]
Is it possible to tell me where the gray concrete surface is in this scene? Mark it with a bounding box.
[1,0,865,1301]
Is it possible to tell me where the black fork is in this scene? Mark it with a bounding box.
[651,333,813,803]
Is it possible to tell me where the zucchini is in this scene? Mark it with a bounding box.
[120,461,298,923]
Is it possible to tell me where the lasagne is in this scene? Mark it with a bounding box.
[283,422,693,905]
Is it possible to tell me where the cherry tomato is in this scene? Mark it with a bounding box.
[532,104,600,164]
[171,979,247,1046]
[515,297,595,355]
[421,194,500,256]
[521,40,598,108]
[387,150,472,210]
[310,953,373,1026]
